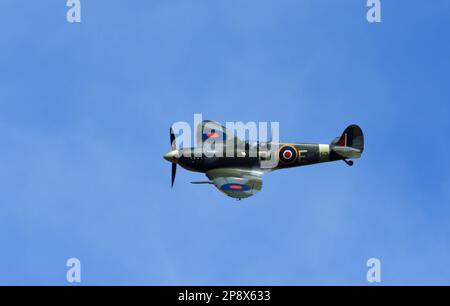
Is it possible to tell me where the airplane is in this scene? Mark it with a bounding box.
[164,120,364,200]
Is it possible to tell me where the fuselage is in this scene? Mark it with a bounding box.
[165,142,343,173]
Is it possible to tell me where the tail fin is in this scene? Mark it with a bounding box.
[331,125,364,158]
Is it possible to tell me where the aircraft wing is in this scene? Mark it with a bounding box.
[196,120,245,150]
[206,168,264,199]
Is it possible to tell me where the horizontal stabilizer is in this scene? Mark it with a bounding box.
[332,146,361,159]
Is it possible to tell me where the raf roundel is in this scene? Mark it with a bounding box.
[221,183,251,192]
[278,145,299,165]
[202,129,224,141]
[207,131,219,138]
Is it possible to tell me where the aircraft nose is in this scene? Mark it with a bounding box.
[163,150,179,163]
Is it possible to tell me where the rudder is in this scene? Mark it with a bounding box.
[331,125,364,160]
[333,125,364,151]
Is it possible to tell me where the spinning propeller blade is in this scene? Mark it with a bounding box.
[170,128,177,187]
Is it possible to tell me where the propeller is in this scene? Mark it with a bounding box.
[171,162,176,187]
[170,127,176,151]
[170,128,177,187]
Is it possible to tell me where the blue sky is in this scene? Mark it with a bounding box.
[1,0,449,285]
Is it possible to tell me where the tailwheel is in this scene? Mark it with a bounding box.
[343,159,354,166]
